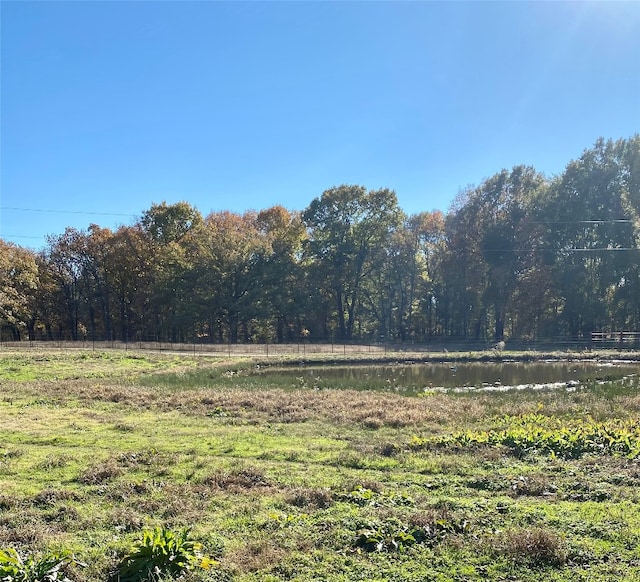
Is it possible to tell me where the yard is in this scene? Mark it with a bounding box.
[1,349,640,581]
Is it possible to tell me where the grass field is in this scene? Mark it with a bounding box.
[1,349,640,581]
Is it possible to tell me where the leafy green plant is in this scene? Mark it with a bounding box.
[355,514,471,553]
[0,548,81,582]
[267,512,309,528]
[355,522,418,553]
[116,527,216,582]
[413,414,640,459]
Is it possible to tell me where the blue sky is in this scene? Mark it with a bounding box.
[2,1,639,250]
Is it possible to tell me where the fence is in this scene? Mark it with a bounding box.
[2,336,638,356]
[0,339,387,356]
[591,332,640,348]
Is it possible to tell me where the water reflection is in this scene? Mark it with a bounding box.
[264,361,639,394]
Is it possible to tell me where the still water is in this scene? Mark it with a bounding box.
[263,361,639,394]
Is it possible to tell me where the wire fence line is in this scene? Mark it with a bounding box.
[0,340,386,356]
[1,337,638,356]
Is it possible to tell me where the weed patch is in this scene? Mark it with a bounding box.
[285,487,333,509]
[201,467,271,490]
[412,413,640,459]
[114,527,216,582]
[77,459,123,485]
[354,510,471,553]
[0,547,83,582]
[493,527,567,567]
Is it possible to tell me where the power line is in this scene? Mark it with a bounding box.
[527,220,634,224]
[1,206,136,217]
[482,247,640,253]
[2,207,636,225]
[1,234,44,240]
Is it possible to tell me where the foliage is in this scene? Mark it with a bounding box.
[355,522,419,553]
[116,527,216,582]
[0,240,39,340]
[0,548,80,582]
[413,413,640,458]
[302,184,404,340]
[355,513,471,553]
[6,135,639,344]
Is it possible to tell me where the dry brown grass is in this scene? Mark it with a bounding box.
[494,527,567,566]
[508,473,555,497]
[227,539,287,574]
[284,486,333,509]
[202,467,272,491]
[78,457,124,485]
[0,510,54,545]
[12,375,639,436]
[89,382,489,426]
[31,488,82,507]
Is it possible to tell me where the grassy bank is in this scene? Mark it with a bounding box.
[1,349,640,581]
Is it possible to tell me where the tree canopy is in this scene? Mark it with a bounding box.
[2,136,638,344]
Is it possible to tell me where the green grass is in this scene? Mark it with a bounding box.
[1,349,640,580]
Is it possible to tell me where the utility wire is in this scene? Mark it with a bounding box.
[2,207,635,224]
[526,219,634,224]
[483,248,640,252]
[2,234,44,240]
[1,206,136,217]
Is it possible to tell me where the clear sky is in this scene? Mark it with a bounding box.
[1,0,639,250]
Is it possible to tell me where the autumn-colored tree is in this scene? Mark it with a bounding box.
[0,240,39,340]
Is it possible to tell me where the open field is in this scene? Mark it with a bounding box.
[1,349,640,581]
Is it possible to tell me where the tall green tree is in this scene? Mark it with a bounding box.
[140,201,203,246]
[256,206,308,342]
[444,167,547,341]
[360,211,445,341]
[139,202,203,341]
[303,185,403,340]
[542,136,640,337]
[187,211,270,343]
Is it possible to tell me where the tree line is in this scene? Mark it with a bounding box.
[1,136,639,344]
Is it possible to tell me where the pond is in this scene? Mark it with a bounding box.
[260,360,640,395]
